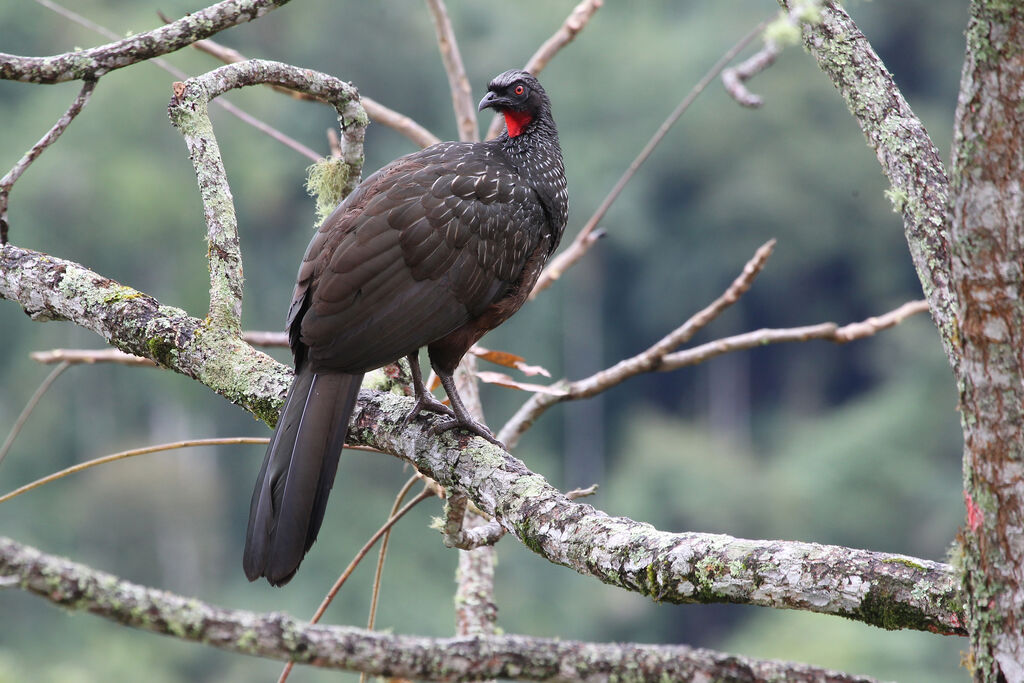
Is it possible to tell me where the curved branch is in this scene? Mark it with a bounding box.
[782,1,958,375]
[0,244,291,425]
[0,536,884,683]
[0,242,963,634]
[167,59,366,330]
[0,0,290,84]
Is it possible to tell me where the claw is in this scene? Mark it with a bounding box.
[430,415,504,448]
[400,393,455,430]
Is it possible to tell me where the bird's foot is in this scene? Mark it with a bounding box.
[400,393,456,430]
[430,415,504,448]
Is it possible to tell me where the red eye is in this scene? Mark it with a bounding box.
[514,85,524,95]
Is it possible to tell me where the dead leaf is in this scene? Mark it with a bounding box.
[471,345,552,377]
[475,371,568,396]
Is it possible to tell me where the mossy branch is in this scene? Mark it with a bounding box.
[0,0,292,84]
[0,536,888,683]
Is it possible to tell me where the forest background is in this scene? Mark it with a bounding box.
[0,1,970,681]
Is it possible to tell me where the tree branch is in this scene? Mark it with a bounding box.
[0,536,885,683]
[425,0,478,142]
[529,20,767,299]
[184,32,441,149]
[1,240,960,634]
[167,59,366,330]
[0,79,96,244]
[0,244,291,425]
[781,1,958,375]
[0,0,290,84]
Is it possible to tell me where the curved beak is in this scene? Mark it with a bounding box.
[478,90,501,111]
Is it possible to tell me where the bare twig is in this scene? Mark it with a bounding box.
[168,59,367,330]
[241,330,289,347]
[485,0,604,140]
[529,19,769,299]
[0,437,268,505]
[34,0,320,161]
[501,240,776,447]
[722,41,781,108]
[565,483,599,500]
[0,79,96,243]
[30,348,155,366]
[425,0,477,142]
[278,486,435,682]
[661,300,930,368]
[183,30,441,149]
[0,361,71,467]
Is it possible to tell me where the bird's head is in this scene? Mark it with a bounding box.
[478,70,550,138]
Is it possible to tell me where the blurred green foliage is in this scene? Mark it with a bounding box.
[0,1,969,681]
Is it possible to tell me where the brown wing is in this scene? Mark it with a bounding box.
[288,142,550,374]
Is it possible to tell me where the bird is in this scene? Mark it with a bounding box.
[243,70,568,586]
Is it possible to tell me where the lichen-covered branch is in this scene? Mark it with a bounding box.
[167,59,365,330]
[346,389,965,635]
[0,79,97,243]
[0,244,291,424]
[0,537,884,683]
[782,1,958,375]
[0,0,290,84]
[0,241,962,634]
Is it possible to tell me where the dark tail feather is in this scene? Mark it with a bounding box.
[243,366,363,586]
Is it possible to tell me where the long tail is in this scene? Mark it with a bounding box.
[243,365,363,586]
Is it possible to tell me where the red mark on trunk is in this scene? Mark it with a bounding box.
[964,491,984,532]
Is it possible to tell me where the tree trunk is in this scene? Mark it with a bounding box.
[952,2,1024,681]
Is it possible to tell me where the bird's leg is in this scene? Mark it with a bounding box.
[400,353,455,429]
[431,370,504,448]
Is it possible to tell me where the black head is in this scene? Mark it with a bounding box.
[478,70,551,138]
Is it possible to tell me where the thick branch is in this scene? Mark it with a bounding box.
[1,243,960,633]
[0,0,290,84]
[0,244,290,425]
[167,59,366,330]
[783,1,958,374]
[0,537,884,683]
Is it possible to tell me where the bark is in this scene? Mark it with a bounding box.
[0,536,885,683]
[951,2,1024,681]
[0,0,290,84]
[0,244,965,634]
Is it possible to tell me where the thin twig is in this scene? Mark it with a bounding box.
[485,0,604,140]
[0,80,96,243]
[721,40,781,108]
[498,295,930,450]
[425,0,477,142]
[30,349,155,366]
[183,29,441,149]
[279,486,434,683]
[0,437,268,505]
[529,19,770,299]
[357,475,422,683]
[32,0,319,161]
[662,300,931,369]
[0,361,72,467]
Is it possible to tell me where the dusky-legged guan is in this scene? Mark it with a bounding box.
[244,70,568,586]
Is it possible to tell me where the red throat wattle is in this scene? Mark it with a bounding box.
[503,110,533,137]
